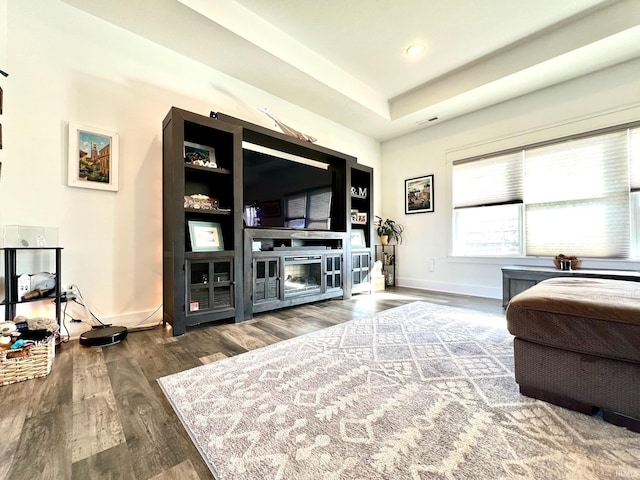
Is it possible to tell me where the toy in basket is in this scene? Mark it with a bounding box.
[0,317,58,386]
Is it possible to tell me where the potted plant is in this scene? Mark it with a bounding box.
[375,216,405,245]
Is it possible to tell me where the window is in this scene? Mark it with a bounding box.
[452,151,523,256]
[452,123,640,258]
[453,204,522,256]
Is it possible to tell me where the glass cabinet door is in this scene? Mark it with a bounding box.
[325,255,342,291]
[254,257,280,304]
[352,252,370,288]
[186,257,234,314]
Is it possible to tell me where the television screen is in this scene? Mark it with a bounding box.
[242,144,334,230]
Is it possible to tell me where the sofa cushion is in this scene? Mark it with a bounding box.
[506,277,640,364]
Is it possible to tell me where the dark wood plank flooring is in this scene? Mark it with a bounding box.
[1,288,502,480]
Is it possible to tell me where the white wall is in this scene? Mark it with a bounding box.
[381,57,640,298]
[0,1,381,332]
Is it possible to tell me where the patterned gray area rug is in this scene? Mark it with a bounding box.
[158,301,640,479]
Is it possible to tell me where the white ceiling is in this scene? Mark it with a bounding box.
[64,0,640,141]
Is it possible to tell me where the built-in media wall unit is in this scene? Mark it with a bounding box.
[162,107,373,335]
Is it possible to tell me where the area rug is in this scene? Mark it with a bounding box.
[158,301,640,479]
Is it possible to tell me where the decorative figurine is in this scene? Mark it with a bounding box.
[259,107,317,143]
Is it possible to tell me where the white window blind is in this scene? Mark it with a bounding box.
[524,131,629,203]
[629,126,640,192]
[452,151,523,208]
[452,122,640,259]
[630,127,640,257]
[526,195,629,257]
[524,131,629,257]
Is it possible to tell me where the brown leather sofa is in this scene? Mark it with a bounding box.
[506,277,640,432]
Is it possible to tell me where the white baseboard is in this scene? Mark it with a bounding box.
[61,307,164,341]
[397,277,502,300]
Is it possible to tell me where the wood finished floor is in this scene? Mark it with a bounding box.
[1,288,503,480]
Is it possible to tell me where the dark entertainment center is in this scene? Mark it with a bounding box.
[162,107,373,335]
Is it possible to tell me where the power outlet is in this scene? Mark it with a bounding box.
[59,291,76,302]
[428,258,436,272]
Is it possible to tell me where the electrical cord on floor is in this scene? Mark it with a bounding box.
[67,283,163,332]
[64,309,91,326]
[71,298,108,326]
[68,284,108,327]
[127,303,164,331]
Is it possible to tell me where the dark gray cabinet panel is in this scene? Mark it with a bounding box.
[502,265,640,307]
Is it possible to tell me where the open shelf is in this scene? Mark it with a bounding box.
[184,208,232,215]
[163,108,243,335]
[184,164,232,175]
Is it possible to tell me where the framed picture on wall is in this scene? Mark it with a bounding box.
[188,220,224,252]
[68,123,119,191]
[405,174,434,214]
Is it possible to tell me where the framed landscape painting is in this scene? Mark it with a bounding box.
[405,174,434,214]
[68,123,119,191]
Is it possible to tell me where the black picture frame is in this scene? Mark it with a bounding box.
[405,174,434,214]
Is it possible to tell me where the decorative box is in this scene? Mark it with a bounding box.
[2,225,59,248]
[184,195,220,211]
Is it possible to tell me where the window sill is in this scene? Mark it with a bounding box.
[447,255,640,270]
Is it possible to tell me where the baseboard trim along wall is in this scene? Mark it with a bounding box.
[396,277,502,300]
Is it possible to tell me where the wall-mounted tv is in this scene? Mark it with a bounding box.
[242,143,336,230]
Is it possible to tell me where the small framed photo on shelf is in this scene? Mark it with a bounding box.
[351,210,367,224]
[187,220,224,252]
[68,123,119,191]
[184,141,217,167]
[350,228,366,248]
[405,174,434,214]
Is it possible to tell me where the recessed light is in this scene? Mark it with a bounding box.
[405,43,426,57]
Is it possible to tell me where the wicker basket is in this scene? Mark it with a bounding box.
[0,335,55,386]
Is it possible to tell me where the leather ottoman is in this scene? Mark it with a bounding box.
[506,277,640,432]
